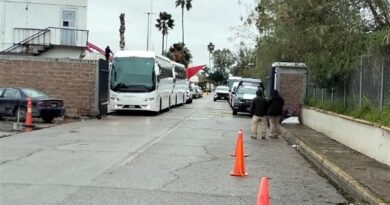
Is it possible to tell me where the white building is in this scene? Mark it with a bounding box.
[0,0,88,59]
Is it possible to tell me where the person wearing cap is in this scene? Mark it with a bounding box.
[267,90,285,138]
[250,89,268,140]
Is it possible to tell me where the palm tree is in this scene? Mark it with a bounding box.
[166,42,193,67]
[155,12,175,54]
[175,0,192,44]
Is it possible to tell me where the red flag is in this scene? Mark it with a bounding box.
[186,65,206,79]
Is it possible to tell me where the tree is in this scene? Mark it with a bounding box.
[165,42,192,67]
[208,49,236,84]
[253,0,388,88]
[231,47,257,78]
[155,12,175,54]
[175,0,192,44]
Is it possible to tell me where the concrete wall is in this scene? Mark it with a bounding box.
[0,56,97,117]
[302,107,390,166]
[0,0,87,50]
[40,47,85,59]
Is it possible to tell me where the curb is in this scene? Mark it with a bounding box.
[280,126,388,205]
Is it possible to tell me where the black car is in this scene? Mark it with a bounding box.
[0,88,65,123]
[232,86,258,115]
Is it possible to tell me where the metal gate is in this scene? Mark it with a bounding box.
[96,59,109,119]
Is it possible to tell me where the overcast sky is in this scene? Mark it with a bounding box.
[87,0,257,66]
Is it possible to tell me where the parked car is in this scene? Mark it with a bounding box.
[0,88,65,123]
[185,85,193,104]
[214,86,230,101]
[193,85,203,99]
[236,78,264,92]
[231,86,258,115]
[229,81,240,107]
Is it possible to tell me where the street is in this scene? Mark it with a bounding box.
[0,95,347,205]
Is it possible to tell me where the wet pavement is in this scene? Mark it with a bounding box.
[0,96,349,205]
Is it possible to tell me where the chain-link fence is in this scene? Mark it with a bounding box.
[306,55,390,111]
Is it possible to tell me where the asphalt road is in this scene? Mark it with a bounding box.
[0,95,348,205]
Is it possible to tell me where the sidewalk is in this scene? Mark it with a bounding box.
[281,124,390,205]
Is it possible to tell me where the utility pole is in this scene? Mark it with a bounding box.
[145,12,155,50]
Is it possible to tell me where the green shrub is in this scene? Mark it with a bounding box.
[305,98,390,127]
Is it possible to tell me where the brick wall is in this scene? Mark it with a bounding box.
[276,68,306,117]
[279,74,304,107]
[0,56,97,117]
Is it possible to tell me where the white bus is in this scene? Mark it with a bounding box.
[109,50,174,113]
[171,61,187,106]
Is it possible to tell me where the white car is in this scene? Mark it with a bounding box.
[214,86,230,101]
[193,85,203,99]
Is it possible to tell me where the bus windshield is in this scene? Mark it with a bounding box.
[111,57,155,92]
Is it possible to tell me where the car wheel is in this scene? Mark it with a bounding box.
[42,116,54,123]
[232,109,237,115]
[213,98,216,101]
[14,107,27,121]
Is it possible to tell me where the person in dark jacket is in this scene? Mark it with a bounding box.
[267,90,285,138]
[105,46,114,61]
[250,89,268,140]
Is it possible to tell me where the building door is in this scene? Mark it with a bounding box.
[96,59,109,118]
[61,10,76,46]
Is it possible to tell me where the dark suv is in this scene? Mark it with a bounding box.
[232,86,258,115]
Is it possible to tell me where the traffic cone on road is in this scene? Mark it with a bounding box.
[231,129,248,157]
[230,129,247,176]
[256,177,270,205]
[24,97,33,127]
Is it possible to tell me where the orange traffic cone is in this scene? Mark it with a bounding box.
[230,129,247,176]
[231,129,248,157]
[25,97,33,127]
[257,177,270,205]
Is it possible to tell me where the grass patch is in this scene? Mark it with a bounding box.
[305,98,390,127]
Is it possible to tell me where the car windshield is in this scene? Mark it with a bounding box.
[237,87,257,95]
[216,87,229,91]
[21,88,48,97]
